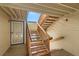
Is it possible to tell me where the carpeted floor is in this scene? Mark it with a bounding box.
[3,44,26,56]
[50,49,73,56]
[3,44,73,56]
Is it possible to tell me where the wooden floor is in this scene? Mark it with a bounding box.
[3,44,73,56]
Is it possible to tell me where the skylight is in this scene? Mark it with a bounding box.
[27,11,41,22]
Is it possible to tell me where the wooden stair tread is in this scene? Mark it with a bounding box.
[31,35,40,37]
[31,46,46,52]
[32,49,48,54]
[32,52,48,56]
[31,34,39,36]
[30,45,45,48]
[32,49,48,56]
[31,41,43,46]
[31,39,42,42]
[31,37,40,39]
[31,43,43,46]
[31,40,42,42]
[31,41,43,44]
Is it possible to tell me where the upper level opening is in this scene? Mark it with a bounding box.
[27,11,41,23]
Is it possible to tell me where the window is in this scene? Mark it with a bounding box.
[27,11,41,22]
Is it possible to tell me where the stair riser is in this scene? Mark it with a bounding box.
[32,50,48,56]
[31,47,46,52]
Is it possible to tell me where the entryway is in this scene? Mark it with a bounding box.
[10,20,24,45]
[3,20,26,56]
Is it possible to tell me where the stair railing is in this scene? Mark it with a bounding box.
[37,23,52,52]
[26,22,52,55]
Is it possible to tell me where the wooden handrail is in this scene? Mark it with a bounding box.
[37,23,50,38]
[37,23,52,51]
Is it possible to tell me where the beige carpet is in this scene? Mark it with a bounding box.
[3,44,26,56]
[50,49,74,56]
[3,44,73,56]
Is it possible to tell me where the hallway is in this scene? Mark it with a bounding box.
[3,44,26,56]
[3,44,73,56]
[1,3,79,56]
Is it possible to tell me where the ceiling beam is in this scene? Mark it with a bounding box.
[0,4,27,11]
[20,10,23,19]
[21,10,26,19]
[0,6,13,19]
[18,9,21,19]
[0,4,64,16]
[26,4,65,16]
[23,4,66,16]
[9,8,17,19]
[0,3,77,16]
[58,3,78,11]
[0,7,10,17]
[34,3,72,14]
[0,6,26,20]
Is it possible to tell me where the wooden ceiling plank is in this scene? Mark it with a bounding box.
[17,9,21,19]
[0,7,10,17]
[19,9,22,19]
[22,10,26,19]
[0,6,13,19]
[9,8,17,19]
[16,9,20,19]
[20,10,23,19]
[0,4,64,16]
[58,3,78,11]
[35,4,71,14]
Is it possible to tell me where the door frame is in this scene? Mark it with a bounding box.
[10,20,25,45]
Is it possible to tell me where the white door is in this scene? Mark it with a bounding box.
[10,21,24,44]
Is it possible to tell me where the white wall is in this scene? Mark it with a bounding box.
[47,12,79,55]
[0,9,10,55]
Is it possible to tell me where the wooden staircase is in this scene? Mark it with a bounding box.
[26,22,51,56]
[38,14,59,30]
[30,31,49,56]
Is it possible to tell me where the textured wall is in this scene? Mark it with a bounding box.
[47,12,79,55]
